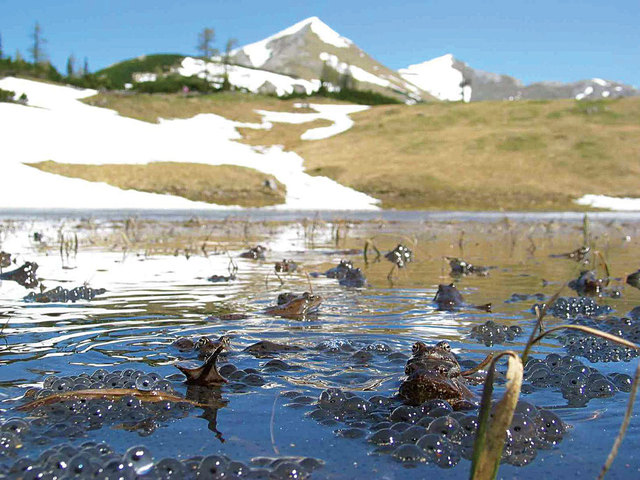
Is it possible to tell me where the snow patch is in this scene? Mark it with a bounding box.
[575,195,640,211]
[349,65,390,88]
[584,86,594,95]
[319,52,390,88]
[178,57,320,96]
[592,78,608,87]
[308,17,352,48]
[132,72,157,83]
[0,77,379,211]
[257,104,369,140]
[602,90,610,98]
[399,54,468,102]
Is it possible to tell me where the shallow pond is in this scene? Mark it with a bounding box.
[1,213,639,479]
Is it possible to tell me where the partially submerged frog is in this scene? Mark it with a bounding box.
[175,345,227,386]
[0,262,39,288]
[275,259,298,273]
[324,260,354,279]
[243,340,304,357]
[433,283,491,312]
[627,270,640,289]
[0,251,11,269]
[264,292,322,318]
[550,246,590,262]
[568,270,606,295]
[339,267,367,287]
[313,260,367,287]
[173,335,230,359]
[385,244,413,268]
[239,245,266,260]
[446,257,491,277]
[398,340,476,409]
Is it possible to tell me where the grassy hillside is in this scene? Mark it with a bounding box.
[83,91,342,123]
[295,97,640,210]
[29,161,286,207]
[95,54,185,88]
[81,92,640,210]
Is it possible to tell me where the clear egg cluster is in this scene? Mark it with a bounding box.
[470,321,523,346]
[553,314,640,363]
[21,369,189,436]
[313,340,407,365]
[1,439,322,479]
[523,354,633,406]
[24,286,106,303]
[302,387,565,469]
[533,297,612,319]
[218,364,268,391]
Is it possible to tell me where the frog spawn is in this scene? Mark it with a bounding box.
[2,438,322,480]
[533,296,612,319]
[218,363,268,391]
[300,388,565,469]
[470,321,523,346]
[522,354,631,406]
[559,314,640,362]
[21,369,190,437]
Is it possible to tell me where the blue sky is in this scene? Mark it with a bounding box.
[1,0,638,86]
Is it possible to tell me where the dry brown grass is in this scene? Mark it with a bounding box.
[82,92,640,210]
[294,97,640,210]
[237,119,334,149]
[83,91,342,124]
[28,161,286,207]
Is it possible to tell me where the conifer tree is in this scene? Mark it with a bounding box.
[222,38,237,90]
[29,22,47,64]
[66,54,76,77]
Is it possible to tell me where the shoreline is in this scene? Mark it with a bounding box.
[3,208,640,222]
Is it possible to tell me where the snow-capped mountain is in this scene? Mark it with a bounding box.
[399,54,639,102]
[99,19,637,104]
[228,17,428,102]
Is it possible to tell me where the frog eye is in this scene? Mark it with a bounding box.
[436,341,451,352]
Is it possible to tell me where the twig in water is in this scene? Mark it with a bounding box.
[270,392,280,455]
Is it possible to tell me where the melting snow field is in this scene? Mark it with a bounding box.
[0,77,379,211]
[178,57,321,96]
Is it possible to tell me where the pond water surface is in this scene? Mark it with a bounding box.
[0,212,639,479]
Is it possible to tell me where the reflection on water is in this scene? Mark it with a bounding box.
[1,214,639,478]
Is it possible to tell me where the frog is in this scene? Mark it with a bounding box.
[175,345,227,386]
[264,292,322,318]
[398,340,476,409]
[433,283,492,312]
[0,261,39,288]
